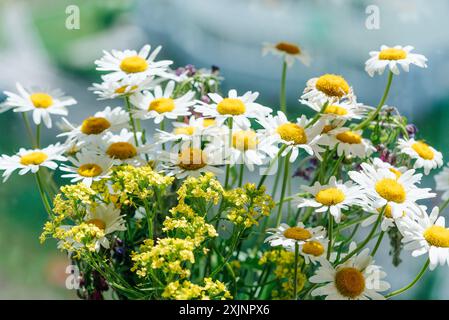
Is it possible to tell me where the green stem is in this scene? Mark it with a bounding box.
[224,117,233,189]
[386,259,429,299]
[371,230,385,257]
[327,211,333,260]
[35,171,52,216]
[293,242,299,300]
[21,113,36,148]
[257,145,287,189]
[306,101,328,129]
[439,198,449,213]
[275,151,291,226]
[280,61,287,114]
[355,71,394,130]
[124,96,139,146]
[36,124,41,148]
[238,163,244,187]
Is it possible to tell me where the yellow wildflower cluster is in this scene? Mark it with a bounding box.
[177,172,223,205]
[53,223,105,258]
[225,183,274,228]
[162,278,232,300]
[59,183,97,208]
[259,249,306,299]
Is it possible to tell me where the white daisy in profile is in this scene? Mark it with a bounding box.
[262,41,311,67]
[349,162,435,219]
[60,151,114,187]
[435,164,449,201]
[398,138,443,175]
[297,176,366,223]
[130,81,193,124]
[299,99,365,121]
[3,83,77,128]
[310,248,390,300]
[257,111,325,162]
[365,45,427,77]
[90,77,156,100]
[161,146,223,179]
[299,237,330,265]
[59,106,130,144]
[301,74,355,105]
[361,202,413,232]
[194,89,272,128]
[155,117,222,144]
[95,44,173,83]
[397,206,449,270]
[0,144,67,182]
[371,157,407,178]
[318,127,375,159]
[84,203,127,249]
[265,222,326,251]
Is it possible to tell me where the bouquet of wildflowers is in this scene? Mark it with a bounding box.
[1,41,448,300]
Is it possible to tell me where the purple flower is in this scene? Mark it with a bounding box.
[405,124,418,138]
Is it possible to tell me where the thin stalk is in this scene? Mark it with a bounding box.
[224,117,233,189]
[293,242,299,300]
[36,124,41,148]
[327,211,333,260]
[275,151,291,226]
[371,230,385,257]
[280,61,287,114]
[386,259,429,299]
[238,163,244,187]
[439,198,449,213]
[21,113,36,148]
[257,145,287,189]
[124,96,139,146]
[35,171,52,216]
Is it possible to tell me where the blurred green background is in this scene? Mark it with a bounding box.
[0,0,448,299]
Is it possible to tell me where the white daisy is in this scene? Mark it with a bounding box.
[318,127,375,159]
[435,164,449,201]
[397,206,449,270]
[90,76,156,100]
[155,117,222,144]
[60,151,114,187]
[349,162,435,219]
[371,157,408,178]
[257,111,325,162]
[310,248,390,300]
[94,44,173,83]
[194,89,272,128]
[3,83,77,128]
[299,99,365,122]
[262,41,311,67]
[361,202,409,232]
[130,81,193,124]
[365,45,427,77]
[0,143,67,182]
[301,74,355,105]
[299,237,330,265]
[297,176,366,223]
[265,222,326,251]
[398,138,443,175]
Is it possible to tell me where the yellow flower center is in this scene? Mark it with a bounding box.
[178,148,207,171]
[335,267,365,298]
[322,125,335,134]
[232,130,258,151]
[174,126,195,136]
[276,123,307,145]
[315,74,350,98]
[389,168,402,179]
[216,98,246,115]
[87,218,106,231]
[283,227,312,241]
[20,151,48,165]
[424,226,449,248]
[315,187,346,206]
[148,98,175,114]
[302,241,325,257]
[336,131,362,144]
[411,141,434,160]
[202,118,216,127]
[77,163,103,177]
[106,142,137,160]
[378,48,407,60]
[81,117,111,135]
[114,85,138,94]
[30,93,53,109]
[375,178,406,203]
[275,42,301,55]
[119,56,148,73]
[376,204,405,219]
[324,105,348,116]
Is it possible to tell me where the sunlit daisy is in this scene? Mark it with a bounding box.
[130,81,194,124]
[194,89,272,128]
[262,41,311,67]
[60,151,114,187]
[349,162,435,219]
[3,83,77,128]
[318,127,375,159]
[435,164,449,201]
[299,99,365,121]
[95,44,173,83]
[257,111,325,162]
[397,206,449,270]
[371,157,407,178]
[365,45,427,77]
[155,117,222,144]
[0,144,66,182]
[310,248,390,300]
[398,138,443,175]
[360,202,416,232]
[299,237,330,265]
[301,74,355,105]
[90,77,156,100]
[297,176,366,223]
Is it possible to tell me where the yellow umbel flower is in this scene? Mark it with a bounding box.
[162,278,232,300]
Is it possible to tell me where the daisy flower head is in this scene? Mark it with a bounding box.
[310,248,390,300]
[155,117,223,144]
[0,143,67,182]
[3,83,77,128]
[371,157,407,177]
[95,44,173,83]
[265,222,326,251]
[90,76,156,100]
[301,74,355,105]
[435,164,449,201]
[194,89,272,128]
[397,206,449,270]
[130,81,193,124]
[59,106,129,144]
[257,111,325,162]
[349,162,435,219]
[318,127,375,159]
[361,202,409,232]
[60,150,114,187]
[299,99,365,122]
[365,45,427,77]
[398,138,443,175]
[297,176,366,223]
[262,41,311,67]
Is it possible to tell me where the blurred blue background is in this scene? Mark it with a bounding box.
[0,0,448,299]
